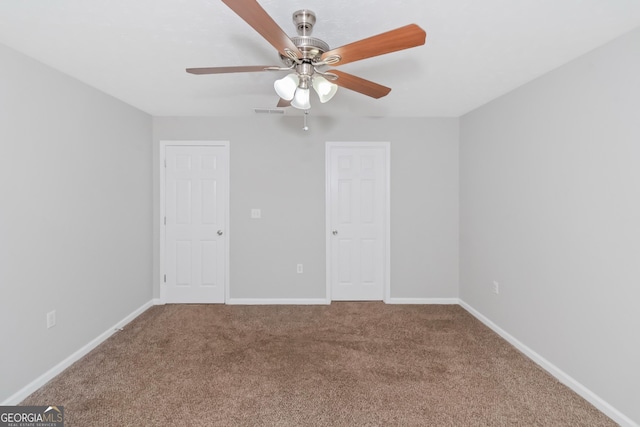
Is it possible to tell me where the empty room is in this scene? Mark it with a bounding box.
[1,0,639,425]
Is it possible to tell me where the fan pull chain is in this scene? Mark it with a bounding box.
[303,110,310,131]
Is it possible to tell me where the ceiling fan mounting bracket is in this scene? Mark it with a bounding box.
[293,10,316,36]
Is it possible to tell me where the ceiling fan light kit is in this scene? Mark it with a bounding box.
[275,73,338,107]
[313,75,338,103]
[274,73,299,101]
[187,0,426,124]
[291,87,311,110]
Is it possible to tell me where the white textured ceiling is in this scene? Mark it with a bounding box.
[1,0,639,117]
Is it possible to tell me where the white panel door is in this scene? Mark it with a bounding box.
[164,145,227,303]
[328,144,389,301]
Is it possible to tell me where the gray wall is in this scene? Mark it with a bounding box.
[460,28,640,424]
[153,116,459,301]
[0,44,153,402]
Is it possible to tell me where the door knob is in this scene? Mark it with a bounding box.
[217,230,223,236]
[332,230,338,236]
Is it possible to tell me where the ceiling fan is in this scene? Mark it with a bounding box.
[187,0,427,112]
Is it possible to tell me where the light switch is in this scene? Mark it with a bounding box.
[251,209,261,219]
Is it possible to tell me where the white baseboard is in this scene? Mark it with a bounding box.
[459,299,637,427]
[1,299,155,406]
[386,297,459,305]
[226,298,330,305]
[226,298,460,305]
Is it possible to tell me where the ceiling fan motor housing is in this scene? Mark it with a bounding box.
[280,10,330,67]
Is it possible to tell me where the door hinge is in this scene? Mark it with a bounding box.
[164,158,167,168]
[164,274,166,283]
[164,216,166,225]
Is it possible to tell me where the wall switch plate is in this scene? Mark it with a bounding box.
[251,209,261,219]
[297,264,303,274]
[493,281,500,295]
[46,310,56,329]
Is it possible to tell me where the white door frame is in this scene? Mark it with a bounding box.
[325,141,391,303]
[159,140,230,304]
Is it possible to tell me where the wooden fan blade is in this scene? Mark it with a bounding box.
[222,0,301,58]
[276,98,291,108]
[330,70,391,99]
[321,24,426,66]
[186,66,278,74]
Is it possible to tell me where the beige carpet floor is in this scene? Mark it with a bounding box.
[22,303,614,426]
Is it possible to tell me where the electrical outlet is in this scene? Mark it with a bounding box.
[251,209,261,219]
[492,281,500,295]
[297,264,303,274]
[46,310,56,329]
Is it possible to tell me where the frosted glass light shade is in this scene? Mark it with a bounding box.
[312,76,338,103]
[274,74,299,101]
[291,87,311,110]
